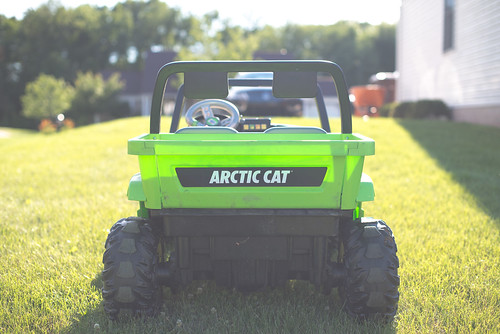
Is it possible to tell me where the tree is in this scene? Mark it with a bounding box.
[3,1,397,129]
[115,0,196,67]
[257,21,396,86]
[371,23,396,73]
[21,74,74,120]
[68,71,127,125]
[184,20,258,60]
[254,25,285,54]
[16,2,118,83]
[0,15,26,126]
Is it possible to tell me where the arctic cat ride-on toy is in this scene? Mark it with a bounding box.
[102,60,399,321]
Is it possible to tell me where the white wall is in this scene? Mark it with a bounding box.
[397,0,500,126]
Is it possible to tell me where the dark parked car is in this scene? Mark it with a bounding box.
[227,72,303,117]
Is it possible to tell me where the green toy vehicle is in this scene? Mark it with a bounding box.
[102,60,399,320]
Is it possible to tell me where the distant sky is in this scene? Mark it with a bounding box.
[2,0,401,27]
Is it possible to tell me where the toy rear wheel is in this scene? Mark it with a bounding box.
[102,217,161,320]
[340,217,399,320]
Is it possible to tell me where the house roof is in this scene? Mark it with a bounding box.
[102,50,177,95]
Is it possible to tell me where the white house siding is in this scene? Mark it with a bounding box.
[397,0,500,126]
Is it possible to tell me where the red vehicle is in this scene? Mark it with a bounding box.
[349,84,386,117]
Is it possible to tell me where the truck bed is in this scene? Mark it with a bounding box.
[128,130,374,210]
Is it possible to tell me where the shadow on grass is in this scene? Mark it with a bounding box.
[64,276,396,334]
[398,119,500,222]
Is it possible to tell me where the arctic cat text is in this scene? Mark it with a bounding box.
[176,167,327,187]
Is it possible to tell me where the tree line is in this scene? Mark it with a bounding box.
[0,0,395,128]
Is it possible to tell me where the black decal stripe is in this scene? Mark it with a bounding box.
[176,167,327,187]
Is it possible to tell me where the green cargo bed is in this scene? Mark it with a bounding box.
[128,131,374,210]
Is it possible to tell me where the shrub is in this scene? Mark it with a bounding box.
[62,118,75,130]
[380,99,451,119]
[37,117,75,134]
[415,99,452,119]
[38,119,57,133]
[393,101,415,118]
[68,72,129,126]
[379,102,397,117]
[22,74,74,120]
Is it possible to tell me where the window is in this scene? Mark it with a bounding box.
[443,0,455,51]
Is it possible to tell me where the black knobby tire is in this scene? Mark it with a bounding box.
[102,217,161,319]
[341,217,400,320]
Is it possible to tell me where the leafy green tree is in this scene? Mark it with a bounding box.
[0,15,26,126]
[253,25,285,55]
[115,0,197,66]
[103,4,134,69]
[317,23,362,84]
[254,21,396,86]
[184,20,258,60]
[68,71,127,125]
[371,23,396,72]
[21,74,74,119]
[176,11,219,60]
[213,23,259,60]
[16,2,126,80]
[2,1,396,129]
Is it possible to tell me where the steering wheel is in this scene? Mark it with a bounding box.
[185,99,240,129]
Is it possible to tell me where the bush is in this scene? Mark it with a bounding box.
[38,117,75,134]
[68,72,129,126]
[415,99,452,119]
[393,101,415,118]
[380,99,451,119]
[21,74,74,120]
[378,102,397,117]
[38,119,57,133]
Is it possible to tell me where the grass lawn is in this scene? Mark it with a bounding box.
[0,117,498,333]
[0,127,35,139]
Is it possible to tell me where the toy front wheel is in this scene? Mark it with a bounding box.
[102,217,161,320]
[340,218,400,320]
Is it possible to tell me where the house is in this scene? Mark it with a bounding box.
[397,0,500,126]
[102,50,178,116]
